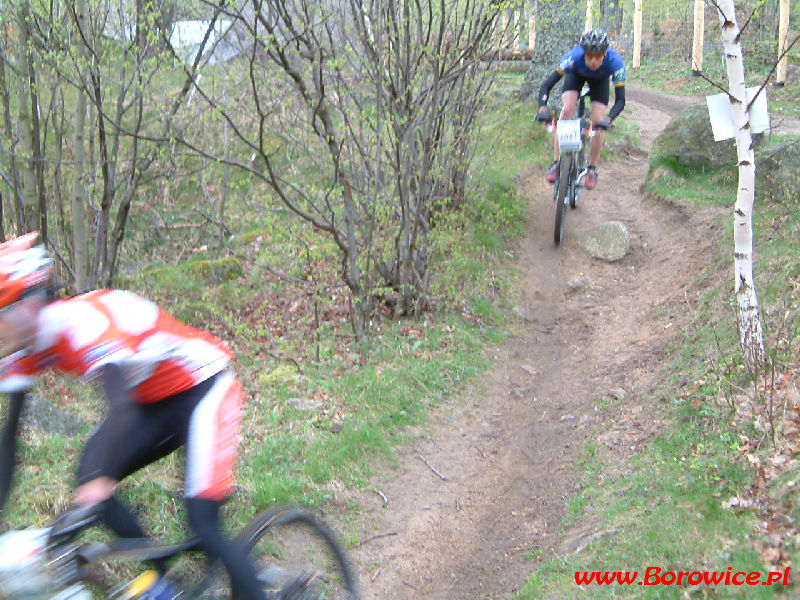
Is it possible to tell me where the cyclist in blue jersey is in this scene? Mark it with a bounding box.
[534,28,627,190]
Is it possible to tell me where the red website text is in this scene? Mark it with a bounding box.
[575,566,791,587]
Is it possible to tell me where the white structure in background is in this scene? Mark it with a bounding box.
[103,16,242,66]
[170,20,241,65]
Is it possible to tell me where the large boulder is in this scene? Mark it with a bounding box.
[24,393,84,436]
[518,1,583,104]
[650,104,743,170]
[756,139,800,204]
[574,220,630,261]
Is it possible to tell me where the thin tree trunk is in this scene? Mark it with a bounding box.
[0,47,24,234]
[15,2,38,232]
[70,0,89,291]
[714,0,765,373]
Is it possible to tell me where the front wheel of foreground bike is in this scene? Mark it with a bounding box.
[554,154,572,245]
[237,507,359,600]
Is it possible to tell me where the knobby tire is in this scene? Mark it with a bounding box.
[570,145,585,209]
[236,506,359,600]
[182,507,358,599]
[554,153,572,245]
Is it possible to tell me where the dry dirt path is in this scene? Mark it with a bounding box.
[349,88,738,599]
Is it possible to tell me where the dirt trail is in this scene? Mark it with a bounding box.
[350,89,730,599]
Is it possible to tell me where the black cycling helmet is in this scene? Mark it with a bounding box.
[579,28,610,53]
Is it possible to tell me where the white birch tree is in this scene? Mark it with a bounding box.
[713,0,765,373]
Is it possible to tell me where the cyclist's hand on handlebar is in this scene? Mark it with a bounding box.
[595,117,612,130]
[534,109,551,123]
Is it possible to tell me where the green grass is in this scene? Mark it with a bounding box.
[632,55,800,119]
[645,158,739,208]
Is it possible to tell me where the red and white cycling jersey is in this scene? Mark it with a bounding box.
[0,289,232,403]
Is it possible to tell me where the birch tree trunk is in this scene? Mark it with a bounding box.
[714,0,765,373]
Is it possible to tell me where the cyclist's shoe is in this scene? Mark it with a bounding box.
[545,161,558,183]
[142,575,182,600]
[584,166,599,190]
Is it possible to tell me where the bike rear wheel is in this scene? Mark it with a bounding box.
[554,154,572,245]
[236,506,358,600]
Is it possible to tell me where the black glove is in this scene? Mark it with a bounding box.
[534,110,551,123]
[595,117,612,130]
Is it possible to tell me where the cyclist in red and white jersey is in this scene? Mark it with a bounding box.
[0,232,266,599]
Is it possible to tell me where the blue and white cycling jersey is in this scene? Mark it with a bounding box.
[556,46,627,86]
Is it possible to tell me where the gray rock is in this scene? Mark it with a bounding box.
[650,104,764,170]
[566,276,588,294]
[287,398,323,411]
[574,221,630,261]
[609,388,627,400]
[23,394,84,436]
[756,139,800,204]
[518,4,583,103]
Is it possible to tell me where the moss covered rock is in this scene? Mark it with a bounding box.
[257,364,301,388]
[650,103,770,171]
[756,139,800,204]
[650,104,741,170]
[186,256,243,282]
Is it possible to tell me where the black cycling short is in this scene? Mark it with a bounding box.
[562,71,611,106]
[78,373,217,486]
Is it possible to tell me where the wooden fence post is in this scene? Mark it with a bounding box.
[776,0,790,86]
[633,0,642,68]
[692,0,705,75]
[585,0,593,32]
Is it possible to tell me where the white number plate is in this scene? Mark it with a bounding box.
[557,119,582,152]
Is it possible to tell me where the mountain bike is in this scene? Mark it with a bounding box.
[536,87,596,245]
[0,502,358,599]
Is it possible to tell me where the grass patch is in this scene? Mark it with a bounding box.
[632,56,800,120]
[644,157,739,208]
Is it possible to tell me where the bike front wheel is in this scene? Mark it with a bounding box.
[570,147,585,209]
[236,506,359,600]
[554,154,572,245]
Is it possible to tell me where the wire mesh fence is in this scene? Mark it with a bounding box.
[496,0,798,77]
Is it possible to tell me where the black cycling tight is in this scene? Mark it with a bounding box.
[187,497,267,600]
